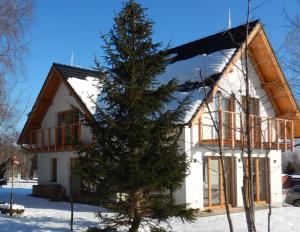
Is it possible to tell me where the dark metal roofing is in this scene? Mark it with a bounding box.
[53,63,98,80]
[168,20,260,63]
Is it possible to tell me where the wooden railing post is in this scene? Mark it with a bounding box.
[48,128,50,152]
[268,118,271,149]
[240,112,243,145]
[219,110,224,148]
[284,121,287,151]
[276,119,280,150]
[199,116,202,143]
[291,121,295,151]
[231,112,235,149]
[251,115,254,149]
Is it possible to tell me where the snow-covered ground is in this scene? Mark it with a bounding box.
[0,180,299,231]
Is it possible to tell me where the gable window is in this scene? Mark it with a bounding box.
[57,110,79,146]
[214,92,235,139]
[215,91,235,112]
[242,96,261,143]
[50,158,57,182]
[242,96,259,116]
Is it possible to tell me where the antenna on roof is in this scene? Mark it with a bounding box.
[228,9,232,29]
[70,50,74,66]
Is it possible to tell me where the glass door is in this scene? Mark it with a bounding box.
[246,157,269,203]
[203,157,236,208]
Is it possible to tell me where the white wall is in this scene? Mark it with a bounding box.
[37,82,94,196]
[41,82,93,145]
[37,151,78,196]
[269,150,283,207]
[176,57,283,209]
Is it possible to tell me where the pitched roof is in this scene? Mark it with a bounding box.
[18,20,300,144]
[167,20,259,63]
[53,63,98,80]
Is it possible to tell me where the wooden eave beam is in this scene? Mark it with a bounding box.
[248,52,281,114]
[40,99,52,106]
[276,112,300,120]
[258,29,299,113]
[18,66,62,144]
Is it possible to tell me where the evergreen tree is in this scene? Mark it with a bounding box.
[79,1,196,231]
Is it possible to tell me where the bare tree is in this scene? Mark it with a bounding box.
[0,0,33,151]
[282,0,300,101]
[0,0,33,73]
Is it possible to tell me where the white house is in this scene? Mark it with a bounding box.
[18,20,300,210]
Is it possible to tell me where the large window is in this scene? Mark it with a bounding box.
[203,156,236,208]
[242,96,261,144]
[215,92,235,140]
[245,157,269,203]
[57,110,79,146]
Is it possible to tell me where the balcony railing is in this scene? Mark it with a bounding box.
[199,110,294,151]
[28,124,91,152]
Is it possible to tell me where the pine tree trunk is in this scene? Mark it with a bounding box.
[129,191,141,232]
[129,215,141,232]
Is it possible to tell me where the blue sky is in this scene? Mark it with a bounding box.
[17,0,299,130]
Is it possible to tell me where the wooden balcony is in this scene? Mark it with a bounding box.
[199,110,295,151]
[28,124,91,153]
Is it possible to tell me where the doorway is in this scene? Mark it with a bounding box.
[203,157,236,208]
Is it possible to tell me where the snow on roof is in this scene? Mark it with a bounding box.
[157,48,236,123]
[67,76,99,113]
[65,49,235,122]
[157,48,236,85]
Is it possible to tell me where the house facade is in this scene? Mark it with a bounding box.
[18,20,300,209]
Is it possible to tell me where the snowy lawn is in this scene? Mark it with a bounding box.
[0,181,299,231]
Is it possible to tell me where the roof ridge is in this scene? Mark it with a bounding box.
[53,62,98,73]
[168,19,260,53]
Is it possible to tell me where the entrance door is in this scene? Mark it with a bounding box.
[245,157,269,203]
[253,158,268,203]
[203,157,236,208]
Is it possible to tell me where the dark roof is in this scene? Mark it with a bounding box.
[53,63,98,80]
[168,20,260,63]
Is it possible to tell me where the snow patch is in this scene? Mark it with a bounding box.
[67,76,99,113]
[0,203,25,210]
[157,48,236,85]
[157,49,236,123]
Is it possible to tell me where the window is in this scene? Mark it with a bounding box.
[242,96,259,116]
[57,110,79,146]
[50,158,57,182]
[242,96,261,143]
[214,91,235,112]
[214,92,235,139]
